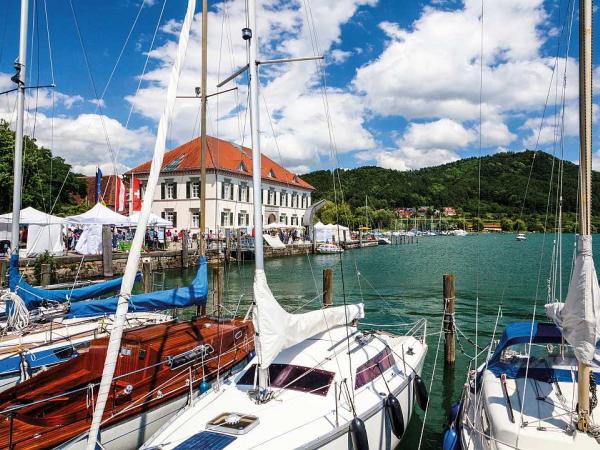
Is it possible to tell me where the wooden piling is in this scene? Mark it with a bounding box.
[212,266,224,313]
[142,260,152,293]
[312,227,317,254]
[40,263,51,286]
[225,233,231,262]
[102,225,113,277]
[181,230,189,268]
[0,259,7,287]
[443,273,456,365]
[236,229,242,261]
[323,268,333,307]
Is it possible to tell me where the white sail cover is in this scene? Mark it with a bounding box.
[253,269,364,368]
[545,235,600,364]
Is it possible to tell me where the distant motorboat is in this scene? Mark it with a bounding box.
[452,229,468,236]
[378,237,391,245]
[316,243,344,254]
[516,232,527,241]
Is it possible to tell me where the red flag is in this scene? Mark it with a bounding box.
[115,176,126,212]
[132,176,142,211]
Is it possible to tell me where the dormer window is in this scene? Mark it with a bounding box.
[292,175,298,184]
[238,161,248,172]
[268,169,276,178]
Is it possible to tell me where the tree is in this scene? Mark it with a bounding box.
[500,217,514,232]
[514,219,527,233]
[0,120,87,214]
[316,201,353,226]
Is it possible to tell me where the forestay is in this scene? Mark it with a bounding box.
[253,269,364,368]
[545,235,600,364]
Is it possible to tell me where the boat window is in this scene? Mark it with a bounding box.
[355,347,395,389]
[237,364,334,396]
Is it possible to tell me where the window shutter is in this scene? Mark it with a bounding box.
[186,181,190,198]
[221,183,225,199]
[229,212,234,225]
[172,212,177,228]
[230,185,234,200]
[161,211,165,219]
[161,183,165,199]
[172,182,177,199]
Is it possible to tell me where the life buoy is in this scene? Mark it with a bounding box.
[350,417,369,450]
[414,374,429,411]
[385,393,405,439]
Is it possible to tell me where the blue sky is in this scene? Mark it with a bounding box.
[0,0,598,176]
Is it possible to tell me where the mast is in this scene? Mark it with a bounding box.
[248,0,264,271]
[11,0,28,253]
[199,0,207,257]
[85,1,197,447]
[577,0,592,432]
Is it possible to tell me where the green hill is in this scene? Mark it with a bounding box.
[302,150,598,217]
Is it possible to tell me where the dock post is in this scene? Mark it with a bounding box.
[323,268,333,307]
[443,273,456,365]
[212,266,224,313]
[102,225,113,277]
[312,227,317,254]
[225,232,231,263]
[181,230,189,268]
[0,259,7,287]
[359,230,363,248]
[142,260,152,293]
[236,229,242,261]
[40,263,51,286]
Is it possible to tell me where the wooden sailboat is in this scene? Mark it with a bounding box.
[143,1,428,449]
[444,1,600,449]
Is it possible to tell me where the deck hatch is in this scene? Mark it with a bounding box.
[206,412,259,435]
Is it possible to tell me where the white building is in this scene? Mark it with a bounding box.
[126,136,315,234]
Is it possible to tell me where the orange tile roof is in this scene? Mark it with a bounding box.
[125,136,315,191]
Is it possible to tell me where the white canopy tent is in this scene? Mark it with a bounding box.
[0,207,66,256]
[263,222,304,231]
[128,212,172,227]
[66,203,131,226]
[314,222,350,243]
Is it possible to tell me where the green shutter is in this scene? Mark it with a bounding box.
[172,182,177,199]
[186,181,190,198]
[172,212,177,228]
[161,183,165,199]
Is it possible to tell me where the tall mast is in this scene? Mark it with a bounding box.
[11,0,28,252]
[577,0,592,432]
[199,0,208,257]
[248,0,264,271]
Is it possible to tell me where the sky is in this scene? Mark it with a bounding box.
[0,0,599,177]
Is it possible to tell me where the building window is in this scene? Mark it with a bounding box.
[161,181,177,200]
[268,168,276,178]
[221,179,234,200]
[280,214,288,225]
[221,209,234,227]
[281,190,288,207]
[191,210,200,228]
[291,193,298,208]
[191,181,200,198]
[162,210,177,228]
[239,183,249,202]
[268,189,276,206]
[291,215,298,226]
[238,211,249,226]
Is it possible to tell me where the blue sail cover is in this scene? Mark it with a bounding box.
[66,257,208,318]
[8,254,136,310]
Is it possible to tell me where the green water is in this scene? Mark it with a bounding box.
[162,233,590,449]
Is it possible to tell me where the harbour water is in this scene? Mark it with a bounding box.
[162,232,585,449]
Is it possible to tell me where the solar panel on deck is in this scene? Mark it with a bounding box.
[173,431,236,450]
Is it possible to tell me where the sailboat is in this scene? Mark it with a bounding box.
[443,1,600,449]
[143,1,428,449]
[0,1,254,448]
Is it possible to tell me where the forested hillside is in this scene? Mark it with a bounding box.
[302,151,598,216]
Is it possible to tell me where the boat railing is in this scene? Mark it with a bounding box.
[358,317,427,344]
[0,334,254,416]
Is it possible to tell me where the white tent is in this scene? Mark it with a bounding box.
[0,207,66,256]
[314,222,350,243]
[75,225,103,255]
[128,212,172,227]
[66,203,131,226]
[263,222,295,230]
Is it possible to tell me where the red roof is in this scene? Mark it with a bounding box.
[126,136,315,191]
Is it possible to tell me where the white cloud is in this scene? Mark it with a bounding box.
[126,0,377,170]
[330,49,352,64]
[479,120,516,147]
[403,119,474,149]
[364,147,460,171]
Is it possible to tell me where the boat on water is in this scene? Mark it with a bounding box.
[516,232,527,241]
[451,229,468,236]
[0,316,254,449]
[444,1,600,449]
[143,1,428,448]
[317,243,344,254]
[378,237,392,245]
